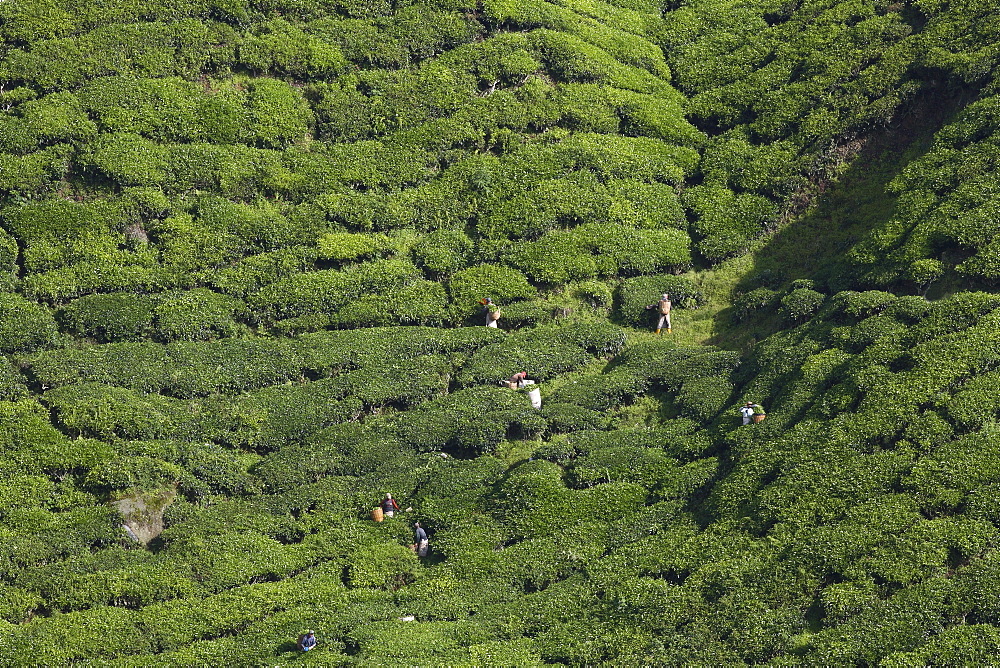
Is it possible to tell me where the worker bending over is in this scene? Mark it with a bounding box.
[298,631,317,651]
[508,371,528,388]
[740,401,766,424]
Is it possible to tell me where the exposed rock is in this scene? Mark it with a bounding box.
[125,222,149,244]
[112,483,178,546]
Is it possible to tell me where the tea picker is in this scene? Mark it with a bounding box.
[644,293,672,334]
[506,371,528,389]
[481,297,501,328]
[381,493,399,518]
[413,522,429,557]
[740,401,766,425]
[502,371,541,409]
[297,630,317,651]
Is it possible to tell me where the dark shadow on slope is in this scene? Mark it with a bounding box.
[708,85,969,352]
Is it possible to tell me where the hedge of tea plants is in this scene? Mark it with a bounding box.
[3,0,1000,664]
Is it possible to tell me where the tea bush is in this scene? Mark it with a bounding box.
[317,231,393,262]
[780,288,826,322]
[208,247,319,298]
[733,288,778,321]
[331,279,449,327]
[0,145,74,196]
[3,198,121,273]
[385,386,544,454]
[541,402,613,432]
[615,341,739,390]
[250,259,422,321]
[675,375,734,423]
[508,223,692,283]
[346,541,419,589]
[457,321,624,385]
[240,19,349,79]
[447,264,536,319]
[412,228,473,276]
[458,341,592,386]
[0,294,58,353]
[84,456,185,494]
[60,293,158,342]
[492,299,549,328]
[24,343,174,393]
[153,289,248,341]
[684,185,777,262]
[616,274,704,326]
[846,92,1000,285]
[571,280,613,309]
[43,383,190,441]
[547,368,649,412]
[3,0,1000,663]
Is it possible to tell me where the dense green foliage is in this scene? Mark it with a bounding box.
[3,0,1000,664]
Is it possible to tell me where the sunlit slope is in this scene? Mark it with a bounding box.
[0,0,699,320]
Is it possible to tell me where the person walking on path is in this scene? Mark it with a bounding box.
[645,294,672,334]
[414,522,429,557]
[381,493,400,518]
[297,630,317,652]
[482,298,501,328]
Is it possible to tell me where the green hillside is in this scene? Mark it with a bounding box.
[2,0,1000,664]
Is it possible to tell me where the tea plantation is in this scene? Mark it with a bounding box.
[2,0,1000,664]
